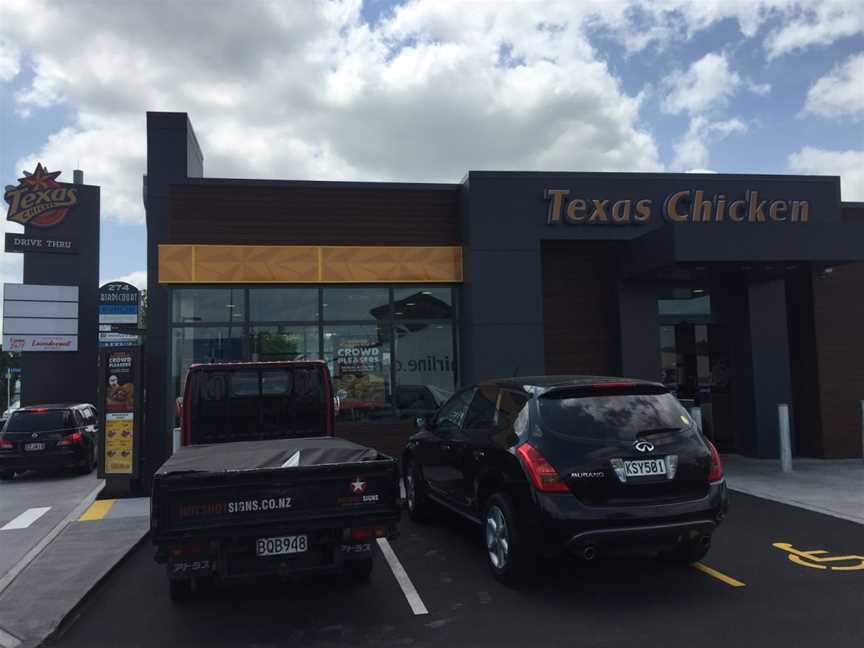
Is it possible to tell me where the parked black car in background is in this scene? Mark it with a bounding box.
[402,376,727,585]
[0,404,99,479]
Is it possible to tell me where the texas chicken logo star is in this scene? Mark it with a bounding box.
[5,163,78,228]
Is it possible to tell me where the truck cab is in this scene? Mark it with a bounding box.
[179,361,336,446]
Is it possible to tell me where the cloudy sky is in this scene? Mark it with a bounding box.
[1,0,863,298]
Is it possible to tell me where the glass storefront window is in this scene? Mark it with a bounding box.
[393,287,453,320]
[394,321,455,414]
[249,288,318,322]
[323,287,389,321]
[168,286,459,432]
[170,326,245,408]
[173,288,245,323]
[250,326,319,361]
[324,324,391,422]
[658,294,711,317]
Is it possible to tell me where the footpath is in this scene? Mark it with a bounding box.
[0,496,149,648]
[723,454,864,524]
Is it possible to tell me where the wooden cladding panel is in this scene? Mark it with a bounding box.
[159,244,463,284]
[167,183,461,246]
[811,262,864,457]
[542,241,614,375]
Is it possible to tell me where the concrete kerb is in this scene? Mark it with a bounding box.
[40,529,150,648]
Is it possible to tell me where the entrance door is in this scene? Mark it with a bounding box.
[659,321,735,451]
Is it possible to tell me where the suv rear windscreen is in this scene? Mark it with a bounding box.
[538,388,692,442]
[189,367,326,443]
[5,410,74,434]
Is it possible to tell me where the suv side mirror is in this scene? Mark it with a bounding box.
[415,416,427,430]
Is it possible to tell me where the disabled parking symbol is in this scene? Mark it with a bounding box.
[772,543,864,571]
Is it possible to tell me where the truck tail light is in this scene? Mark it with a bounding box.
[707,440,724,482]
[0,438,13,449]
[346,526,386,542]
[170,543,208,559]
[516,443,570,493]
[57,431,83,446]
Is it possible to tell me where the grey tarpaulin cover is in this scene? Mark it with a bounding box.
[155,437,381,476]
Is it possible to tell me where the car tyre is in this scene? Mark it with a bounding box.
[344,557,373,582]
[404,461,433,523]
[76,444,97,475]
[660,539,711,565]
[0,470,14,481]
[483,493,534,587]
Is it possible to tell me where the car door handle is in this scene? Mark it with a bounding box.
[440,443,453,452]
[473,450,486,459]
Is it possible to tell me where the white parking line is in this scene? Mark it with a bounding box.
[0,626,21,648]
[376,537,429,616]
[0,481,102,595]
[1,507,51,531]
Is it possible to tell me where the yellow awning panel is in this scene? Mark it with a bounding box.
[159,244,463,284]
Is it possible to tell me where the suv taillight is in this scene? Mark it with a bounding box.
[707,440,723,482]
[0,437,13,449]
[58,431,83,446]
[516,443,570,493]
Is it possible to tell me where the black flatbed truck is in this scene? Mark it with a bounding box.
[151,437,401,600]
[150,362,401,600]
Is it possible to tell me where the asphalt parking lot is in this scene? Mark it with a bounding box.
[50,491,864,648]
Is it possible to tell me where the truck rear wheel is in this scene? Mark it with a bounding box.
[344,557,373,582]
[169,578,193,602]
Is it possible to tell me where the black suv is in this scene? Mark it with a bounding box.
[0,404,100,479]
[402,377,727,585]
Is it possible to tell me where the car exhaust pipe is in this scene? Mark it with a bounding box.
[582,545,598,561]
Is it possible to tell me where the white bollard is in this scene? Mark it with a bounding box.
[860,401,864,463]
[689,406,703,434]
[172,427,181,455]
[778,404,792,473]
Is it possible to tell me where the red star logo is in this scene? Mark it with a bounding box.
[19,163,62,191]
[350,477,367,495]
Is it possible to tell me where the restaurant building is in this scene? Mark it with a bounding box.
[143,112,864,476]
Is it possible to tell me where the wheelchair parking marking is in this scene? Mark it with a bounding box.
[376,537,429,616]
[79,499,116,521]
[772,542,864,571]
[692,562,746,587]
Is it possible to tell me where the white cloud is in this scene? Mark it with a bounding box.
[102,271,146,290]
[803,52,864,121]
[765,1,864,60]
[0,37,20,81]
[672,116,748,170]
[661,53,744,115]
[788,146,864,201]
[1,0,678,228]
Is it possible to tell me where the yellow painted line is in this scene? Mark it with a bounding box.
[692,562,746,588]
[78,499,117,522]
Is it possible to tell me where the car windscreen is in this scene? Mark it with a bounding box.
[537,388,692,443]
[5,410,74,434]
[189,367,327,444]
